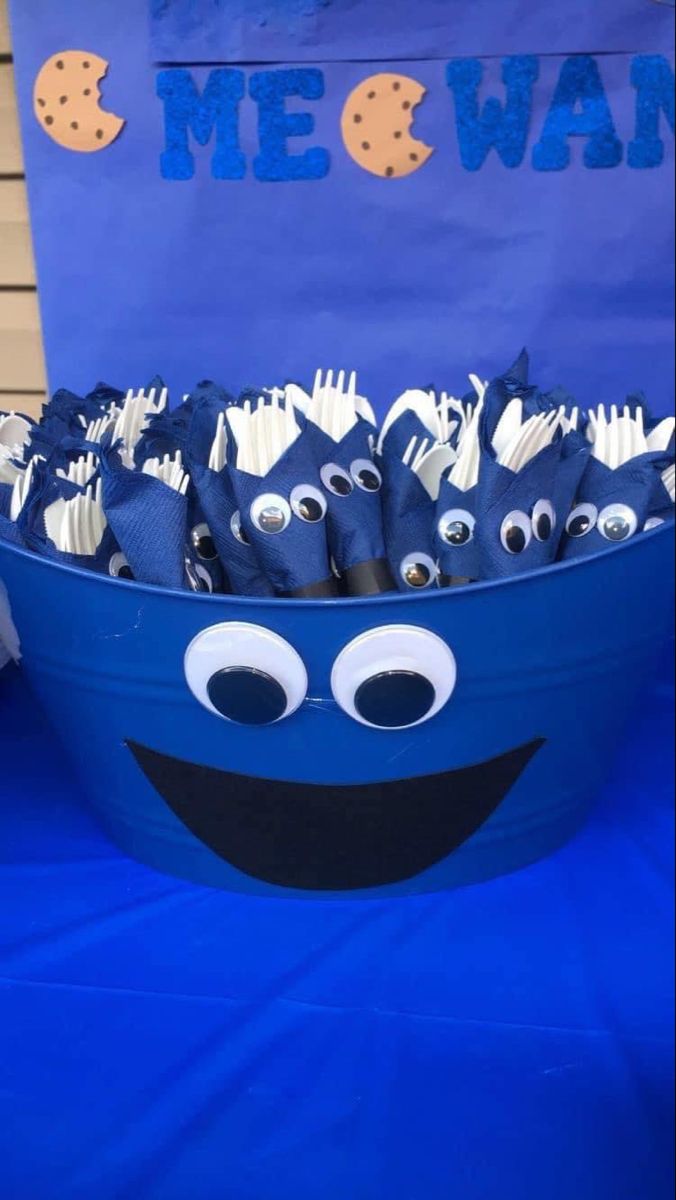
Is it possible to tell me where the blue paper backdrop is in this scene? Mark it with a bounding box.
[150,0,675,61]
[7,0,676,414]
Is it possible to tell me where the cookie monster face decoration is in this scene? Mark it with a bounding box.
[226,399,339,599]
[303,371,396,595]
[560,406,675,560]
[471,398,590,579]
[380,437,454,591]
[561,453,670,559]
[128,619,544,891]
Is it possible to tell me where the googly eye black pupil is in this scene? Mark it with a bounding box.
[298,496,324,522]
[504,524,527,554]
[535,513,553,541]
[569,513,592,538]
[257,506,286,534]
[603,515,631,542]
[355,671,436,729]
[404,562,431,588]
[118,564,134,581]
[357,469,381,492]
[330,474,352,496]
[207,667,287,725]
[195,535,218,560]
[444,521,471,546]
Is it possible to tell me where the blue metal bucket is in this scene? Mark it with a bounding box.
[1,527,674,898]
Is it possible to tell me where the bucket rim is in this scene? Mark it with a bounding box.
[0,521,673,611]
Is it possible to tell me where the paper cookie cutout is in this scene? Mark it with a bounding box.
[341,73,434,179]
[33,51,125,153]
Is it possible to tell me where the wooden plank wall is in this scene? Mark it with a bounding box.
[1,0,46,420]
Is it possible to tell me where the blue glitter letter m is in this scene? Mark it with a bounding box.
[157,68,246,181]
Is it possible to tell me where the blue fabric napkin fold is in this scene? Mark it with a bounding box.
[380,449,437,592]
[307,418,390,577]
[228,429,333,596]
[100,444,189,590]
[560,451,673,560]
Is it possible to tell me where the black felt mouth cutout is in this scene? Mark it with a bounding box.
[128,737,545,891]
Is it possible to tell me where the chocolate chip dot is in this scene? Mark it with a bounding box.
[353,113,362,124]
[37,98,46,108]
[84,88,91,96]
[402,101,411,111]
[71,122,79,130]
[45,116,54,126]
[82,61,91,69]
[385,166,395,177]
[56,60,64,70]
[96,129,104,140]
[394,131,402,140]
[393,81,401,91]
[367,90,376,99]
[59,96,68,105]
[362,141,371,151]
[410,153,419,162]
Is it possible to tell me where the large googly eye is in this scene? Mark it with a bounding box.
[250,493,291,535]
[230,510,250,545]
[500,511,532,555]
[290,484,327,524]
[532,499,556,543]
[109,552,135,582]
[185,560,214,594]
[566,502,598,539]
[191,523,219,562]
[185,622,308,726]
[438,509,476,547]
[350,459,382,493]
[644,517,665,532]
[598,503,638,543]
[331,625,457,730]
[399,553,438,590]
[320,463,354,497]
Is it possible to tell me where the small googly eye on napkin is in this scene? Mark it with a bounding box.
[380,434,454,592]
[305,369,394,595]
[227,395,338,599]
[561,405,674,559]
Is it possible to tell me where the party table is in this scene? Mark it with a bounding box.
[0,661,673,1200]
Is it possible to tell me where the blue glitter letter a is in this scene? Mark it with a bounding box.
[532,56,622,172]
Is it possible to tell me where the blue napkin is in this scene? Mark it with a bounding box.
[380,449,437,592]
[561,450,673,560]
[476,430,590,578]
[100,443,190,590]
[308,418,395,595]
[434,477,481,585]
[228,428,336,598]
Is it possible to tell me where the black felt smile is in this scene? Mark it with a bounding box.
[128,738,544,891]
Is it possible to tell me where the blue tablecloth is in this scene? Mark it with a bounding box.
[1,663,673,1200]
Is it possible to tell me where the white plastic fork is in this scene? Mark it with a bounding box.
[209,412,228,473]
[647,416,676,454]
